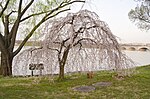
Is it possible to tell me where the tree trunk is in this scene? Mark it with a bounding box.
[58,45,70,80]
[59,63,65,80]
[1,52,13,76]
[0,58,2,75]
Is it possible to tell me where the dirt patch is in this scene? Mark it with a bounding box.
[92,82,112,87]
[72,85,95,92]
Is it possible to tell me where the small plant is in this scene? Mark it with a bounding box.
[87,71,94,79]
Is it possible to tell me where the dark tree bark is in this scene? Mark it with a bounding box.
[1,52,13,76]
[58,45,70,80]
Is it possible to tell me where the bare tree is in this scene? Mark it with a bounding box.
[0,0,85,76]
[13,10,134,80]
[128,0,150,30]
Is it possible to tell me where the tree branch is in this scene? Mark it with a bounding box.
[13,18,46,56]
[0,0,10,17]
[46,0,85,20]
[4,15,10,45]
[8,19,20,52]
[0,33,4,42]
[20,0,84,22]
[73,38,97,47]
[20,0,34,17]
[46,8,70,20]
[30,47,43,55]
[0,33,7,55]
[47,46,60,53]
[139,17,150,23]
[18,0,23,16]
[61,0,85,8]
[20,10,50,22]
[1,15,5,27]
[8,0,34,52]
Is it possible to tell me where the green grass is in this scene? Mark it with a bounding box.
[0,66,150,99]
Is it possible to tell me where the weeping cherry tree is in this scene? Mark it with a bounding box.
[13,10,134,80]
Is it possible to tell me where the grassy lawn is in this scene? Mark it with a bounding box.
[0,66,150,99]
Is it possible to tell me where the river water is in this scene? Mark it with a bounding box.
[124,50,150,66]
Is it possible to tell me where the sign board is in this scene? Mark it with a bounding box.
[29,63,44,70]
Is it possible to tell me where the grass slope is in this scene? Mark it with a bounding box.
[0,66,150,99]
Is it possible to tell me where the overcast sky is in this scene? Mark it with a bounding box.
[69,0,150,43]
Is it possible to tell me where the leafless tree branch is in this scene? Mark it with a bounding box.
[0,0,10,17]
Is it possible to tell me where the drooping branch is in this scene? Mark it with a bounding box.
[47,46,60,53]
[30,47,43,55]
[73,38,97,47]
